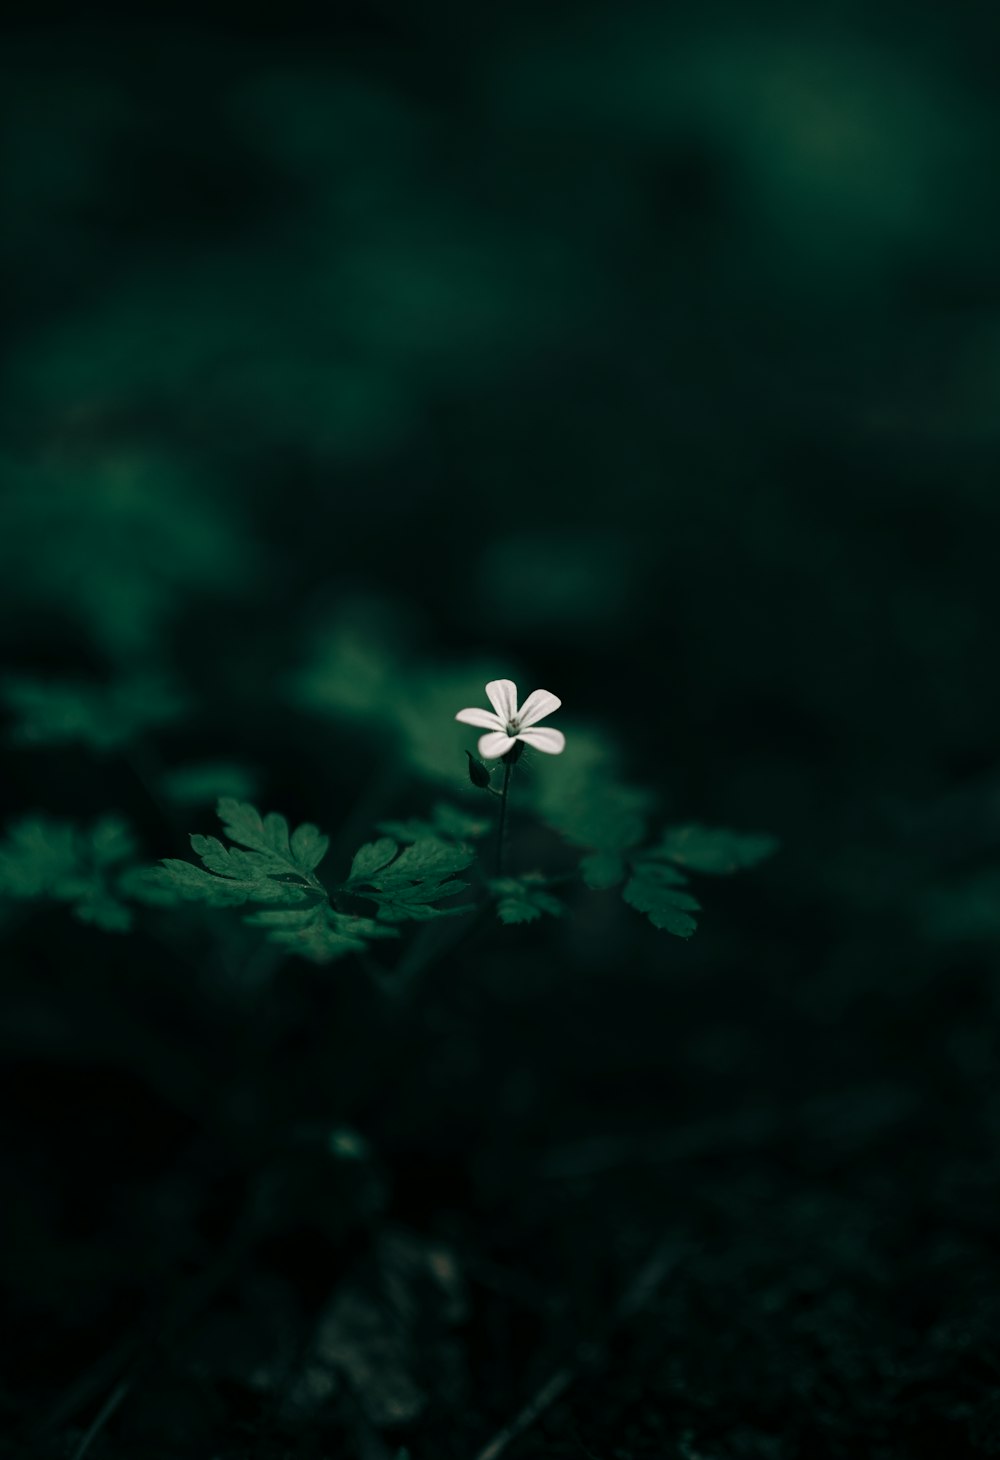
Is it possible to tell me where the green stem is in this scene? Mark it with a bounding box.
[497,758,512,876]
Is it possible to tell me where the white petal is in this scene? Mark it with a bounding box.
[518,726,566,754]
[478,730,516,759]
[485,679,518,724]
[516,688,561,728]
[455,707,503,730]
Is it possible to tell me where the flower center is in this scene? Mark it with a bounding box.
[506,719,520,736]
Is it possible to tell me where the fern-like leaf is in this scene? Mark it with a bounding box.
[344,836,474,921]
[155,797,329,907]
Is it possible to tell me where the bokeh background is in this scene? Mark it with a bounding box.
[4,5,1000,1456]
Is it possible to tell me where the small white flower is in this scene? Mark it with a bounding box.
[455,679,565,760]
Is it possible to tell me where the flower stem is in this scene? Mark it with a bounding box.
[497,757,512,876]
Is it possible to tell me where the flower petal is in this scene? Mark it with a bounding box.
[478,730,516,760]
[485,679,518,724]
[516,688,561,728]
[455,707,503,730]
[518,726,566,754]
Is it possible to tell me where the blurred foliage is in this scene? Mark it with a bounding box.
[0,812,139,931]
[158,759,260,807]
[2,672,186,750]
[343,834,474,922]
[377,802,492,844]
[489,873,566,926]
[0,451,255,661]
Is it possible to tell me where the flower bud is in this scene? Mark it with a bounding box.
[465,750,492,789]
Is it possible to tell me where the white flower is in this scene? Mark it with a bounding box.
[455,679,565,760]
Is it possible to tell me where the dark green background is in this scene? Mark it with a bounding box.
[4,6,1000,1456]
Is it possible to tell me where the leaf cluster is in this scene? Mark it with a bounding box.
[148,798,376,964]
[149,799,478,963]
[156,798,329,909]
[571,812,778,939]
[345,836,474,921]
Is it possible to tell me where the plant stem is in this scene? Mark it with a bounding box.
[497,757,512,876]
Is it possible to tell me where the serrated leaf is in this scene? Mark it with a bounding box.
[348,837,399,883]
[580,851,626,890]
[216,799,294,862]
[346,836,474,921]
[653,824,778,875]
[489,874,565,925]
[379,838,474,885]
[158,801,329,908]
[290,821,330,872]
[154,858,307,908]
[149,801,409,965]
[622,866,701,937]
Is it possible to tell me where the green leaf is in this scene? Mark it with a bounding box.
[622,862,701,937]
[2,673,186,751]
[580,851,626,890]
[216,798,323,868]
[290,820,331,873]
[348,837,399,882]
[147,800,416,965]
[489,873,565,925]
[653,824,779,875]
[153,857,300,908]
[379,839,474,884]
[0,813,139,932]
[244,904,399,964]
[155,800,328,908]
[346,835,474,922]
[216,797,329,875]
